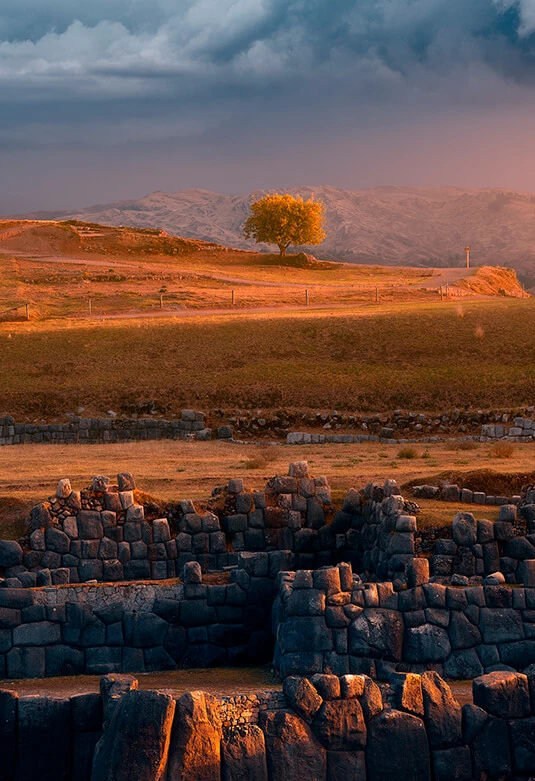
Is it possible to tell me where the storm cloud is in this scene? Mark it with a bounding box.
[3,0,535,211]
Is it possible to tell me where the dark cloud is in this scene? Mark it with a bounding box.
[3,0,535,211]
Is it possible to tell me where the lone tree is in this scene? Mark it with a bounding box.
[243,193,326,257]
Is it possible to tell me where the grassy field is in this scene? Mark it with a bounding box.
[0,297,535,418]
[0,437,532,537]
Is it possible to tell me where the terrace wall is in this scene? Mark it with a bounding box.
[2,669,535,781]
[274,565,535,681]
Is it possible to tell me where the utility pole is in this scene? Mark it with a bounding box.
[465,246,470,269]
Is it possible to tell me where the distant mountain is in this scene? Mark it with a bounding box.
[19,185,535,277]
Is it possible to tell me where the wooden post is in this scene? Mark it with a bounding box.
[160,294,163,310]
[375,286,378,303]
[25,303,29,320]
[88,298,92,316]
[440,286,443,301]
[446,283,449,297]
[232,290,235,306]
[305,289,309,306]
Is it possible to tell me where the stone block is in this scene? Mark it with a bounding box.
[473,671,530,718]
[366,709,431,781]
[0,541,22,568]
[78,511,103,540]
[404,624,452,663]
[260,709,326,781]
[16,695,71,780]
[432,746,471,781]
[452,513,477,546]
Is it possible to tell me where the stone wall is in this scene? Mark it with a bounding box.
[413,482,521,506]
[2,669,535,781]
[0,552,292,679]
[431,505,535,585]
[482,415,535,441]
[331,480,418,581]
[0,409,217,446]
[1,464,350,588]
[274,563,535,681]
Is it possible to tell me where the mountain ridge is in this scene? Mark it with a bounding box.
[13,184,535,276]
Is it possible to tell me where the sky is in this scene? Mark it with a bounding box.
[3,0,535,212]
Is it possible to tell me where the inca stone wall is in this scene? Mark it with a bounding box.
[0,409,216,446]
[2,668,535,781]
[274,563,535,680]
[0,552,292,679]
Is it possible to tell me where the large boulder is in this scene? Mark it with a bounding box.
[348,609,403,661]
[221,725,267,781]
[509,717,535,775]
[312,698,367,751]
[366,709,431,781]
[452,513,477,546]
[260,709,326,781]
[0,689,17,780]
[167,691,222,781]
[283,676,323,722]
[91,689,176,781]
[404,624,452,663]
[327,750,366,781]
[473,671,531,719]
[16,696,71,781]
[471,716,511,781]
[421,671,462,748]
[0,541,23,569]
[431,746,471,781]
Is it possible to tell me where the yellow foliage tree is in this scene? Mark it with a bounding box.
[243,194,326,257]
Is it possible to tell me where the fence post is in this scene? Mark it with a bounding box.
[25,303,29,320]
[305,289,309,306]
[160,294,163,310]
[375,286,378,303]
[232,290,235,306]
[440,286,443,301]
[88,298,92,316]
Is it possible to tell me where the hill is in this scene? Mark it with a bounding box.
[18,185,535,279]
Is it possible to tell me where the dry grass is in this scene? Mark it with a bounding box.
[444,440,480,452]
[397,445,419,459]
[1,298,535,418]
[489,442,516,459]
[240,446,279,470]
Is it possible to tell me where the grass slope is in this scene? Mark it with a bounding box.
[1,298,534,417]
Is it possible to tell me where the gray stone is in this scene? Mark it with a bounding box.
[404,624,452,663]
[117,472,136,491]
[473,671,531,718]
[432,746,471,781]
[421,671,462,748]
[444,649,484,679]
[222,725,268,781]
[92,689,175,781]
[78,511,104,539]
[16,695,71,780]
[366,709,431,781]
[480,608,524,643]
[283,676,323,721]
[452,512,477,546]
[0,541,22,568]
[260,709,326,781]
[349,609,403,662]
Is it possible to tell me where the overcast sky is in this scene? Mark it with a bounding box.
[3,0,535,212]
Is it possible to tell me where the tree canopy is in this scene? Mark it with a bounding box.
[243,193,326,257]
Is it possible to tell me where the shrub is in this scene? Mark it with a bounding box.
[489,441,516,459]
[397,445,418,460]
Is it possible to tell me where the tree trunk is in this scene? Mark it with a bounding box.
[279,244,286,257]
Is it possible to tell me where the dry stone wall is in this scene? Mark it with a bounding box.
[0,410,216,446]
[274,563,535,681]
[0,552,292,679]
[2,669,535,781]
